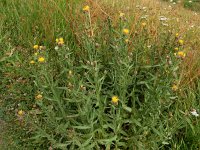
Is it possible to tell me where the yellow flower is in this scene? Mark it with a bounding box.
[83,5,90,12]
[125,39,129,43]
[68,70,73,76]
[58,41,64,45]
[59,37,64,42]
[56,37,64,46]
[112,96,119,105]
[177,51,186,59]
[33,45,39,50]
[172,84,178,91]
[30,60,35,64]
[175,33,179,37]
[141,22,146,27]
[35,94,43,100]
[38,57,45,62]
[122,29,129,35]
[59,39,64,45]
[179,40,184,45]
[174,47,179,51]
[119,12,125,18]
[18,110,24,116]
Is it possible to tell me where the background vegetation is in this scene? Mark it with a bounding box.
[1,0,200,149]
[162,0,200,11]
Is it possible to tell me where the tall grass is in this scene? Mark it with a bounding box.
[1,0,200,149]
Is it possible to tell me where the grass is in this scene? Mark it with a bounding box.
[1,0,200,149]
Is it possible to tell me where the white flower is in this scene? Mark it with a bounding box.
[141,15,149,19]
[190,25,194,28]
[142,7,147,10]
[55,46,59,50]
[191,109,199,117]
[159,16,168,21]
[136,5,140,8]
[147,45,151,48]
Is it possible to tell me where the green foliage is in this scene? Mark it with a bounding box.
[184,0,200,11]
[1,0,200,149]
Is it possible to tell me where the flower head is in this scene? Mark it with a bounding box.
[83,5,90,12]
[35,94,43,100]
[38,57,45,63]
[68,70,73,76]
[112,96,119,105]
[30,60,35,64]
[55,46,59,50]
[33,45,39,50]
[172,84,178,91]
[175,33,179,37]
[18,110,24,116]
[80,85,86,91]
[59,37,64,42]
[178,39,184,45]
[177,51,186,59]
[174,47,179,51]
[191,109,199,117]
[122,29,129,35]
[56,37,64,46]
[141,22,147,27]
[125,39,129,43]
[119,12,125,18]
[39,46,45,50]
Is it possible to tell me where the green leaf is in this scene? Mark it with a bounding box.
[56,87,68,90]
[122,104,132,112]
[81,136,93,147]
[152,127,162,137]
[185,117,195,134]
[98,135,117,144]
[162,141,169,145]
[132,119,142,127]
[169,96,178,100]
[54,143,71,148]
[72,126,91,130]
